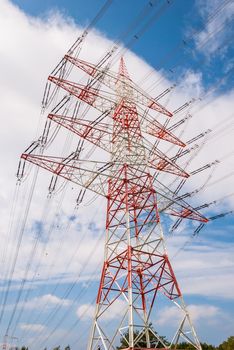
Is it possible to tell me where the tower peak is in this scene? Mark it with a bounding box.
[118,56,131,80]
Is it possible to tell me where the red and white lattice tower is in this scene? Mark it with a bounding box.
[20,55,208,350]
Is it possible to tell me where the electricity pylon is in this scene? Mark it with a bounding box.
[20,56,208,350]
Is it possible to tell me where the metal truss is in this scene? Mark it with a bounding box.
[21,55,206,350]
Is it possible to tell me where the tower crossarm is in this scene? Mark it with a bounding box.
[156,190,208,222]
[135,105,186,147]
[48,76,117,114]
[48,75,185,148]
[64,55,173,117]
[142,119,186,147]
[20,150,204,223]
[20,153,114,197]
[137,134,189,178]
[47,110,189,178]
[20,151,190,204]
[48,113,112,153]
[153,179,208,222]
[147,148,189,178]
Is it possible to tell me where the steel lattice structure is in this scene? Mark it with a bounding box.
[20,55,209,350]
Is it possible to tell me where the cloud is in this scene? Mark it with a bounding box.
[158,303,222,326]
[177,69,204,99]
[167,230,234,300]
[181,273,234,300]
[77,299,126,321]
[23,294,72,309]
[20,322,46,332]
[194,0,234,55]
[153,300,234,345]
[76,303,95,320]
[188,304,221,322]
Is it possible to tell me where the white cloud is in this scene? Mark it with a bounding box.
[181,273,234,300]
[20,322,46,332]
[157,305,181,326]
[194,0,234,55]
[76,303,95,320]
[188,304,221,322]
[177,69,204,99]
[23,294,72,309]
[77,299,127,321]
[158,303,222,326]
[167,231,234,300]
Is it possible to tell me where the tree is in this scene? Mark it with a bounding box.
[218,336,234,350]
[171,342,196,349]
[117,324,168,349]
[118,332,219,350]
[200,343,216,350]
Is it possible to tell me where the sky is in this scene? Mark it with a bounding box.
[0,0,234,349]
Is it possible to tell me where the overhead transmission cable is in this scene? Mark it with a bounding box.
[1,0,115,338]
[0,167,39,327]
[4,98,83,338]
[10,183,71,339]
[28,233,104,348]
[17,190,88,340]
[138,0,232,90]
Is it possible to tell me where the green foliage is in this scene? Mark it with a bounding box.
[118,331,234,350]
[200,343,217,350]
[117,324,168,349]
[19,334,234,350]
[217,336,234,350]
[171,342,195,349]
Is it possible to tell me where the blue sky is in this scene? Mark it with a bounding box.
[11,0,234,90]
[0,0,234,349]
